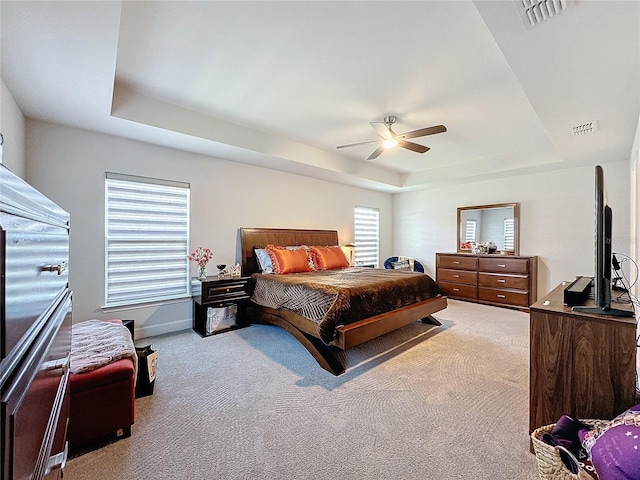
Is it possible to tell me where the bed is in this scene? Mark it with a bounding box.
[240,227,447,375]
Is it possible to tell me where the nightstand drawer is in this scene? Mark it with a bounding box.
[203,280,250,303]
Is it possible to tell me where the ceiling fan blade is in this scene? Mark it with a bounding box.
[367,145,385,160]
[336,139,383,149]
[397,125,447,140]
[369,121,393,139]
[399,140,430,154]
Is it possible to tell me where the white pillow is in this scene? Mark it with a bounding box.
[254,248,274,274]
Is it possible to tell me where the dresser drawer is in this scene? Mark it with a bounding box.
[478,257,529,274]
[5,292,71,480]
[438,268,477,285]
[478,272,529,291]
[1,212,69,359]
[202,279,250,303]
[439,281,477,300]
[478,287,530,307]
[437,255,477,271]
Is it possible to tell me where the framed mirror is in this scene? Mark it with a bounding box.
[457,203,520,255]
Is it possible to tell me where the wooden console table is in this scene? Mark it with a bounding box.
[529,281,637,437]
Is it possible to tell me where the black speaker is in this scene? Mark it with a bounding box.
[564,276,592,306]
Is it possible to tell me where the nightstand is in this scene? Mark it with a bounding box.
[192,276,251,336]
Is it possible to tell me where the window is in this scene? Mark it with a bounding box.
[354,206,379,267]
[105,173,190,307]
[465,219,477,242]
[504,218,514,251]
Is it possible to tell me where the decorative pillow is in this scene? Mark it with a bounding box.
[254,248,274,274]
[582,404,640,480]
[284,245,318,270]
[309,246,349,270]
[390,259,411,271]
[265,244,313,274]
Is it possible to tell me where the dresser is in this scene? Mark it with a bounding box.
[529,282,636,436]
[1,165,72,480]
[436,252,537,310]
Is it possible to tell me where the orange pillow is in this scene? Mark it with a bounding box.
[309,246,349,270]
[265,245,313,274]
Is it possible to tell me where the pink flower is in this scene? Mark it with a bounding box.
[188,247,213,267]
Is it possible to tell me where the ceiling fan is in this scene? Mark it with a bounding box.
[336,116,447,160]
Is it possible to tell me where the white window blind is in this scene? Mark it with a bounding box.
[105,173,190,307]
[354,206,379,267]
[504,218,515,251]
[465,219,477,242]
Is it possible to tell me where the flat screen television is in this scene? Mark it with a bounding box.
[573,165,634,317]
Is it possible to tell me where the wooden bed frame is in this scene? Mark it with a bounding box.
[240,227,447,375]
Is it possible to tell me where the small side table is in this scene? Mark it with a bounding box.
[192,276,251,337]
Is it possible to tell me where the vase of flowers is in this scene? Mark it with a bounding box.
[196,265,207,281]
[188,247,213,281]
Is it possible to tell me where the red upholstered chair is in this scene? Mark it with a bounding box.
[67,320,135,451]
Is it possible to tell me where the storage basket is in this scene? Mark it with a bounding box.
[531,419,609,480]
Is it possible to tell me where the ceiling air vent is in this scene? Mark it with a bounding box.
[570,121,598,136]
[516,0,574,28]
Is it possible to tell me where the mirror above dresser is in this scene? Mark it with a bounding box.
[457,203,519,255]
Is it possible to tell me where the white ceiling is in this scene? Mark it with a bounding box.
[1,1,638,193]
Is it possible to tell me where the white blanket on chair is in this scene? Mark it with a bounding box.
[70,320,137,375]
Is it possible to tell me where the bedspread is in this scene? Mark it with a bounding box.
[251,267,442,343]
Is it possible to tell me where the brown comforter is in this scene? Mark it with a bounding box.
[251,267,442,343]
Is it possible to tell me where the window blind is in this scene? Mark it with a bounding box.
[504,218,515,251]
[354,206,379,267]
[105,173,190,307]
[465,219,477,242]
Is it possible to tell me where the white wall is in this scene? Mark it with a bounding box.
[631,115,640,302]
[25,120,393,338]
[0,79,26,177]
[393,161,631,298]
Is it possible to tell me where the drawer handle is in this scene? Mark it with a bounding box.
[453,288,460,292]
[497,264,506,268]
[42,262,67,275]
[497,279,506,283]
[453,261,460,264]
[453,274,460,278]
[46,442,68,474]
[497,294,506,298]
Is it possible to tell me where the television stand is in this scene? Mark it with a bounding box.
[529,281,637,444]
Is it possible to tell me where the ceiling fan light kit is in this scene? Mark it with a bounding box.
[337,116,447,160]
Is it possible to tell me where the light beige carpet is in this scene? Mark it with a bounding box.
[64,299,540,479]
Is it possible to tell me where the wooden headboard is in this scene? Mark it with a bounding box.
[239,228,339,275]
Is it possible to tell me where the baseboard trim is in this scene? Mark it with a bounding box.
[135,318,192,341]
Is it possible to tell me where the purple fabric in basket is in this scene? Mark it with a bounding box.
[541,415,593,474]
[584,405,640,480]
